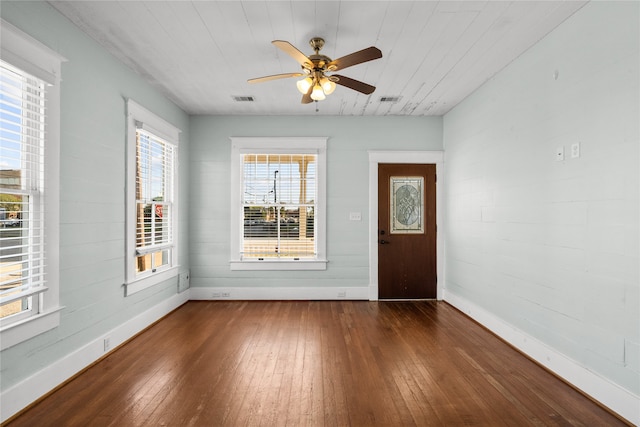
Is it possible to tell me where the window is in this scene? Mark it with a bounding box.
[0,60,46,322]
[0,20,64,350]
[230,137,327,270]
[135,129,174,273]
[125,100,180,295]
[242,154,316,258]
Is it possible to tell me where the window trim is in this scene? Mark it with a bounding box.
[124,99,180,295]
[230,137,327,271]
[0,20,65,350]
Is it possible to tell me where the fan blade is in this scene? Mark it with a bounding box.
[248,73,304,84]
[272,40,311,67]
[301,85,313,104]
[328,46,382,71]
[333,75,376,95]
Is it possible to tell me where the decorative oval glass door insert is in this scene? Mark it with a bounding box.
[390,176,424,234]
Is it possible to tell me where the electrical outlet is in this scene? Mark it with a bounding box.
[337,291,346,298]
[571,142,580,158]
[103,337,111,352]
[222,292,231,298]
[349,212,361,221]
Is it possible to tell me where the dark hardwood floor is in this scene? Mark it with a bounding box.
[6,301,629,426]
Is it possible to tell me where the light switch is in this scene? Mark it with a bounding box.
[349,212,362,221]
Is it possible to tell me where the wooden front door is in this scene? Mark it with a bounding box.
[378,163,436,299]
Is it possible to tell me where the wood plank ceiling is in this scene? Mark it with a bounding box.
[48,1,587,116]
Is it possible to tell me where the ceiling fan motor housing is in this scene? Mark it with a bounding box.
[305,38,333,71]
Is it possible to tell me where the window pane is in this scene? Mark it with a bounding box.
[149,138,165,201]
[136,130,173,205]
[154,204,170,245]
[136,254,148,273]
[304,162,316,204]
[0,195,30,319]
[135,249,169,274]
[304,206,315,238]
[136,203,171,247]
[136,202,153,247]
[1,193,35,320]
[1,60,46,319]
[134,126,174,273]
[242,154,316,205]
[0,296,30,318]
[159,249,169,267]
[241,152,317,259]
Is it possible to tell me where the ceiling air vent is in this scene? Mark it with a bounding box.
[379,96,401,103]
[232,96,255,102]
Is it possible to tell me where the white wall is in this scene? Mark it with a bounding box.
[189,116,442,298]
[0,1,190,419]
[443,0,639,417]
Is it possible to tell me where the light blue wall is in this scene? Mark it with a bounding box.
[2,0,637,419]
[443,1,639,395]
[189,116,442,290]
[0,1,190,390]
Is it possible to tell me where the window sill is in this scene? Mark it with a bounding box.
[0,306,63,351]
[125,266,179,296]
[230,259,328,271]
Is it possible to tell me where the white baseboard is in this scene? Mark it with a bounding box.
[0,290,190,423]
[444,290,639,426]
[189,286,369,301]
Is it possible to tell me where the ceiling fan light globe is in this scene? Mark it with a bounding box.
[311,84,326,101]
[296,77,313,94]
[322,79,336,95]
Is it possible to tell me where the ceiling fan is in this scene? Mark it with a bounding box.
[248,37,382,104]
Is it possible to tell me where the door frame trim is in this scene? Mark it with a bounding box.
[368,151,444,301]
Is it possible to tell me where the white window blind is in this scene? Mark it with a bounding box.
[134,127,174,274]
[0,60,47,320]
[241,153,317,259]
